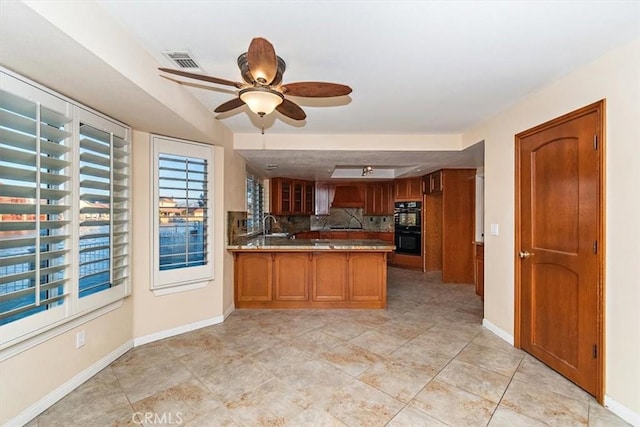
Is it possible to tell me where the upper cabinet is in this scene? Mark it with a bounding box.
[365,182,394,215]
[394,177,423,201]
[424,170,443,194]
[271,178,315,215]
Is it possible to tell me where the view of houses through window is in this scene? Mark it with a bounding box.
[157,153,208,271]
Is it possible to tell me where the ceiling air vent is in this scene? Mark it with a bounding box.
[162,51,201,70]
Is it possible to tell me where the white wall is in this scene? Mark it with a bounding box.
[462,39,640,417]
[0,302,133,425]
[129,131,237,342]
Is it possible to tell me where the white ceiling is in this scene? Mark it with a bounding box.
[96,0,639,134]
[2,1,639,181]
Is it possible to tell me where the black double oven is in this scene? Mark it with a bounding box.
[394,201,422,255]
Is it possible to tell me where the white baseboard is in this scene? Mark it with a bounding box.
[482,318,514,345]
[5,306,237,427]
[133,312,228,347]
[481,320,640,426]
[605,395,640,426]
[4,340,133,427]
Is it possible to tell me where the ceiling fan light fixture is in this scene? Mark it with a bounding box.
[239,87,284,116]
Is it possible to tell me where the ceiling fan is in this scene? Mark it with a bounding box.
[159,37,352,122]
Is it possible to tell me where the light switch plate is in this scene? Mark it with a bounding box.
[490,224,499,236]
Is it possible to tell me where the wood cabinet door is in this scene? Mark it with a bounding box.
[381,182,394,214]
[278,179,292,214]
[350,231,367,240]
[394,179,407,200]
[274,253,309,301]
[329,231,349,239]
[429,171,443,194]
[408,177,423,199]
[304,181,314,214]
[364,183,377,215]
[312,253,347,301]
[236,253,272,302]
[292,181,304,213]
[441,169,475,283]
[349,253,384,301]
[394,178,422,201]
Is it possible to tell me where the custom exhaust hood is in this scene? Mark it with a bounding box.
[331,185,364,208]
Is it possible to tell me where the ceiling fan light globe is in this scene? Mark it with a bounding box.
[239,87,284,116]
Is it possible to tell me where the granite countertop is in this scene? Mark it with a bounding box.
[227,236,395,251]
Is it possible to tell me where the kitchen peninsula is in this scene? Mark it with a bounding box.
[228,236,394,309]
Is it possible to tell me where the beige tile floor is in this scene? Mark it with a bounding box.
[29,267,629,426]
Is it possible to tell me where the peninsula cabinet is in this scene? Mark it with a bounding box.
[424,168,476,283]
[233,251,388,308]
[271,178,314,215]
[394,177,423,201]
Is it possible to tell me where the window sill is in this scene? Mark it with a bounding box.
[151,280,209,297]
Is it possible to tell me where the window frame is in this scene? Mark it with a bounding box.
[150,135,215,293]
[0,68,131,349]
[246,171,264,236]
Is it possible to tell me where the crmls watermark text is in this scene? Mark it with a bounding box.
[132,412,184,425]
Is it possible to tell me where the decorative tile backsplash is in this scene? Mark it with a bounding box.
[228,208,393,243]
[310,208,393,232]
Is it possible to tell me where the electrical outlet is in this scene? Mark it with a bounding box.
[76,330,86,348]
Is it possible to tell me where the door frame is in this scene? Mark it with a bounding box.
[514,100,606,403]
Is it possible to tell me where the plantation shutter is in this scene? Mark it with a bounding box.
[78,121,129,298]
[0,89,72,324]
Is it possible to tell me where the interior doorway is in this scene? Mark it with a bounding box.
[514,100,605,402]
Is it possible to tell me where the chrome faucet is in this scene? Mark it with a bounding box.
[262,214,278,235]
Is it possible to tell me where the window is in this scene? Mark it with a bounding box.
[0,69,130,345]
[246,173,264,235]
[151,135,214,291]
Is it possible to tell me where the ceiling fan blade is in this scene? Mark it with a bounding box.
[276,99,306,121]
[247,37,278,85]
[214,97,245,113]
[158,67,243,89]
[281,82,352,97]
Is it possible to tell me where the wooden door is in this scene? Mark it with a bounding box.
[515,101,604,400]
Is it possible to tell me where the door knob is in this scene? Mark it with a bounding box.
[519,250,534,259]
